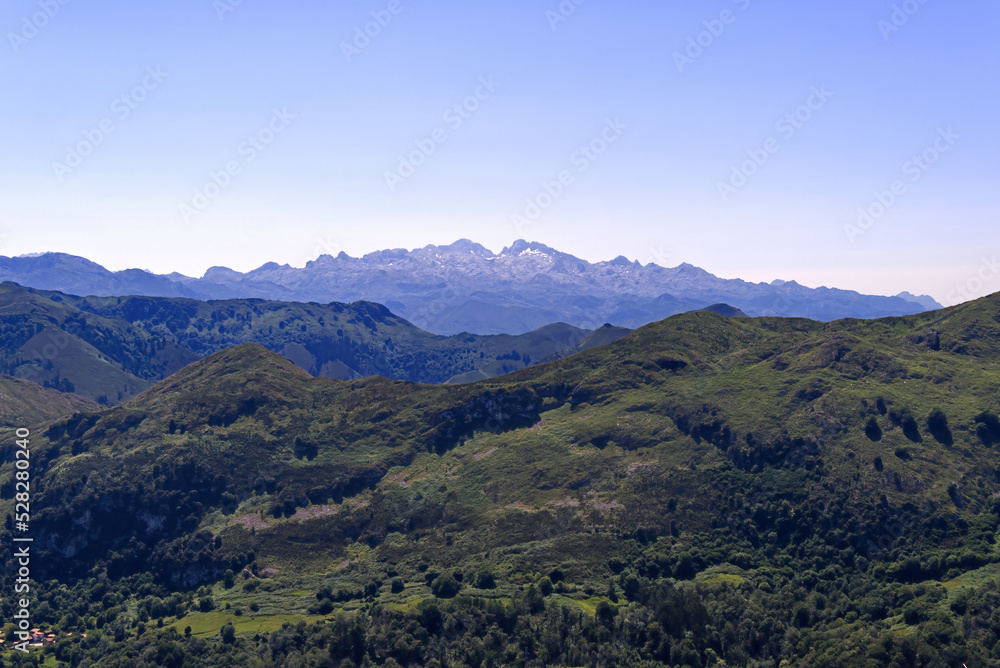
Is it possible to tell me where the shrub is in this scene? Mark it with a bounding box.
[596,601,616,628]
[902,600,928,625]
[890,408,922,442]
[622,574,641,601]
[901,416,922,442]
[927,408,953,446]
[792,603,811,628]
[976,412,1000,446]
[864,417,882,442]
[431,574,460,599]
[475,570,496,589]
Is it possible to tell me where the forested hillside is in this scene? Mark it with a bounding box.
[3,294,1000,665]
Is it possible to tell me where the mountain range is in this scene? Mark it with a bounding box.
[0,241,941,335]
[4,291,1000,665]
[0,282,631,405]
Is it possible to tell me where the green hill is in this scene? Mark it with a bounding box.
[5,294,1000,665]
[0,375,101,427]
[0,283,199,403]
[688,303,749,318]
[0,283,631,404]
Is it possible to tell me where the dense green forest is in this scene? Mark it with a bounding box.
[0,282,628,405]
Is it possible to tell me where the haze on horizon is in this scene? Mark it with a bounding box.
[1,0,997,306]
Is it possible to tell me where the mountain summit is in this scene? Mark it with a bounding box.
[0,242,941,335]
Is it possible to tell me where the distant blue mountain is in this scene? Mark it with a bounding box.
[0,241,942,335]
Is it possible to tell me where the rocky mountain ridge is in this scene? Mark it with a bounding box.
[0,242,940,335]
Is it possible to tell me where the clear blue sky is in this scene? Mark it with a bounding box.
[1,0,997,305]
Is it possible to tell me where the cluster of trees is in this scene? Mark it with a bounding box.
[2,470,1000,666]
[0,320,46,362]
[41,373,75,393]
[861,397,990,450]
[7,566,1000,667]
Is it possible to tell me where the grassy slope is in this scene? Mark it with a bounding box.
[0,283,197,403]
[0,375,101,428]
[7,293,1000,654]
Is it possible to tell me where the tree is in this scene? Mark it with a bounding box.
[596,601,616,628]
[431,574,460,599]
[674,555,696,580]
[622,574,641,602]
[606,580,619,603]
[927,408,953,446]
[891,408,922,442]
[220,622,236,644]
[975,412,1000,446]
[865,416,882,442]
[524,584,545,614]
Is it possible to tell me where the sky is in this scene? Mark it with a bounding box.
[1,0,997,306]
